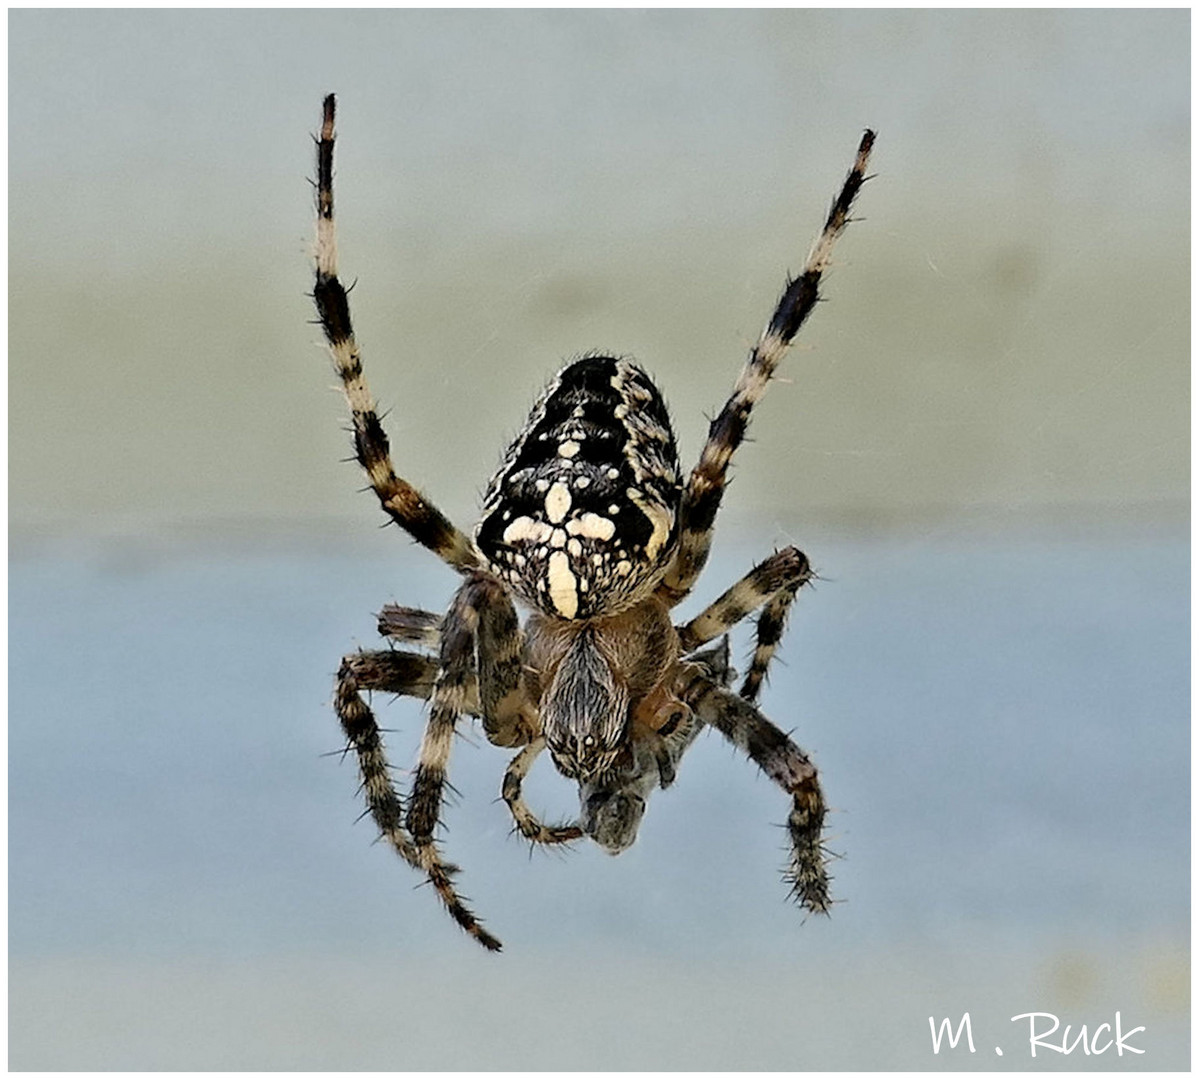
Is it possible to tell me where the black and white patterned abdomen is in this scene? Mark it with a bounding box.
[475,355,682,619]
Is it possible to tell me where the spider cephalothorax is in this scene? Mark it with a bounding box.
[313,94,874,950]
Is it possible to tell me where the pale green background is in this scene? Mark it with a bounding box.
[10,9,1189,1070]
[10,8,1187,541]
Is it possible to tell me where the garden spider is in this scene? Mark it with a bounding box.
[313,94,873,951]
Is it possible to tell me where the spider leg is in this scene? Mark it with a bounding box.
[739,579,804,705]
[351,642,544,830]
[501,737,585,845]
[474,580,538,749]
[657,132,874,607]
[313,94,478,573]
[406,572,538,951]
[681,635,734,688]
[377,604,441,648]
[341,647,448,704]
[675,546,812,703]
[404,582,502,951]
[377,595,536,749]
[677,667,831,915]
[334,652,425,870]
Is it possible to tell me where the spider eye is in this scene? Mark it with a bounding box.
[546,733,626,783]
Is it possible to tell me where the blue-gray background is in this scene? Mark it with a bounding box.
[10,9,1188,1070]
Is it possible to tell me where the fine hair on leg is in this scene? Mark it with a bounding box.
[658,131,875,607]
[333,654,423,870]
[313,94,478,572]
[377,604,442,648]
[676,546,813,702]
[677,667,831,914]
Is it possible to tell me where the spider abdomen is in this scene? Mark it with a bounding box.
[476,355,682,619]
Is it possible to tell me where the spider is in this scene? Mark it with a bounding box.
[312,94,874,951]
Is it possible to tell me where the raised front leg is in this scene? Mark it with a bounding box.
[657,131,874,607]
[313,94,478,572]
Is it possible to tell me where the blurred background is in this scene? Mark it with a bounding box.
[10,9,1188,1069]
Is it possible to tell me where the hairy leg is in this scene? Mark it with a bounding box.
[657,131,874,606]
[377,598,557,844]
[333,653,423,870]
[379,591,534,750]
[313,94,478,571]
[377,604,442,647]
[474,580,538,748]
[676,546,812,703]
[405,571,544,950]
[677,667,831,914]
[341,647,438,700]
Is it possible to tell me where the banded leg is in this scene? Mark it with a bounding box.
[676,546,813,703]
[475,582,538,748]
[657,131,875,607]
[380,593,547,840]
[348,640,572,851]
[502,738,585,845]
[377,604,441,647]
[334,653,424,870]
[353,640,575,847]
[378,598,536,748]
[341,647,449,705]
[740,578,803,704]
[380,604,533,751]
[677,668,831,914]
[313,94,478,572]
[355,639,584,853]
[406,573,536,951]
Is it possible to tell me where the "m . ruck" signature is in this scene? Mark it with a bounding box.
[929,1010,1145,1058]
